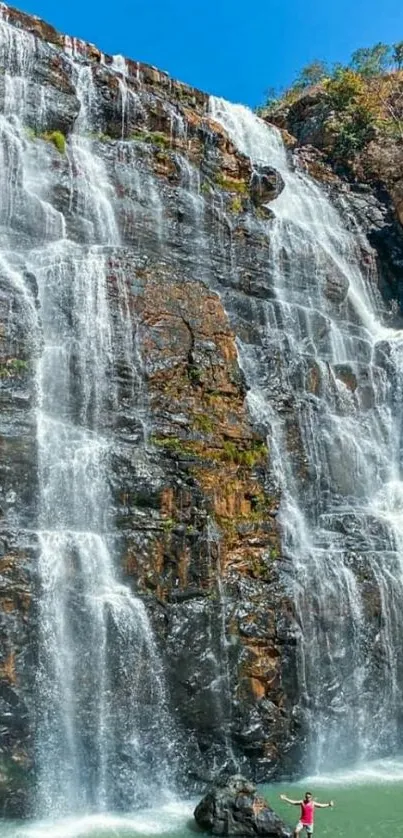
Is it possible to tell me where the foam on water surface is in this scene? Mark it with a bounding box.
[10,800,196,838]
[301,757,403,787]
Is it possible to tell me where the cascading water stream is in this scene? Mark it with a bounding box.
[210,97,403,773]
[0,12,176,817]
[204,519,239,772]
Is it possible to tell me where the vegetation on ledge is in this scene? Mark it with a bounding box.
[0,359,28,378]
[129,130,170,148]
[26,127,67,153]
[260,42,403,162]
[42,130,66,154]
[215,173,249,194]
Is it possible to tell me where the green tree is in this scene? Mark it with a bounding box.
[350,43,392,76]
[325,68,365,109]
[393,41,403,70]
[297,60,328,88]
[264,86,281,109]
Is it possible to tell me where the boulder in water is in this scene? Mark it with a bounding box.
[194,774,292,836]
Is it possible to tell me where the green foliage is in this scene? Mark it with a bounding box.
[188,365,202,384]
[381,117,403,138]
[215,173,248,194]
[150,435,183,453]
[249,556,269,579]
[393,41,403,70]
[193,413,214,434]
[149,131,170,148]
[150,434,195,457]
[42,130,66,154]
[260,40,402,117]
[260,61,328,112]
[350,43,392,77]
[242,442,269,467]
[0,358,28,378]
[161,517,175,533]
[96,132,114,142]
[297,60,328,88]
[222,441,239,462]
[130,131,147,142]
[25,127,67,153]
[229,195,243,213]
[201,181,212,195]
[130,130,170,148]
[324,68,365,109]
[333,115,373,157]
[322,68,377,158]
[186,524,197,535]
[261,86,281,110]
[221,440,268,467]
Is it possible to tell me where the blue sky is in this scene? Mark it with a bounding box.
[15,0,403,106]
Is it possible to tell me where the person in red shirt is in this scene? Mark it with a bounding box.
[280,791,334,836]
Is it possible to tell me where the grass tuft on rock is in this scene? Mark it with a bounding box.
[215,173,248,194]
[130,130,170,148]
[42,130,66,154]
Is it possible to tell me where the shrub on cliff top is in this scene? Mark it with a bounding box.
[260,40,403,116]
[394,42,403,71]
[324,68,403,154]
[324,69,365,109]
[297,60,329,89]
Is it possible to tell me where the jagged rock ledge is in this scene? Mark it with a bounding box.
[1,2,208,109]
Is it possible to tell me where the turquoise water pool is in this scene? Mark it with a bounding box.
[3,759,403,838]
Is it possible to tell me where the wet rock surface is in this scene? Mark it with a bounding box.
[194,775,291,837]
[265,94,403,317]
[0,4,298,814]
[250,166,284,207]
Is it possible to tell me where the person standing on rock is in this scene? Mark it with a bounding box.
[280,791,334,836]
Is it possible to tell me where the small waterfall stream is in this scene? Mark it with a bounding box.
[0,12,176,817]
[210,97,403,772]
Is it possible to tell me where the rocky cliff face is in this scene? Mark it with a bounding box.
[0,5,299,816]
[1,3,403,819]
[267,82,403,313]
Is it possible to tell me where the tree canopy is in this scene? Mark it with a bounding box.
[261,39,403,112]
[350,43,392,76]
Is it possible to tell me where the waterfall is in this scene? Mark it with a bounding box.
[0,13,176,817]
[204,519,239,772]
[210,97,403,773]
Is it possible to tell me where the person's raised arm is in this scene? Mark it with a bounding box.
[279,794,302,805]
[314,800,334,809]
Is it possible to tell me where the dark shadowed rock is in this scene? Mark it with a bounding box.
[250,166,284,207]
[194,775,292,837]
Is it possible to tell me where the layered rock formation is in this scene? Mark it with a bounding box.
[0,5,297,816]
[0,2,403,820]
